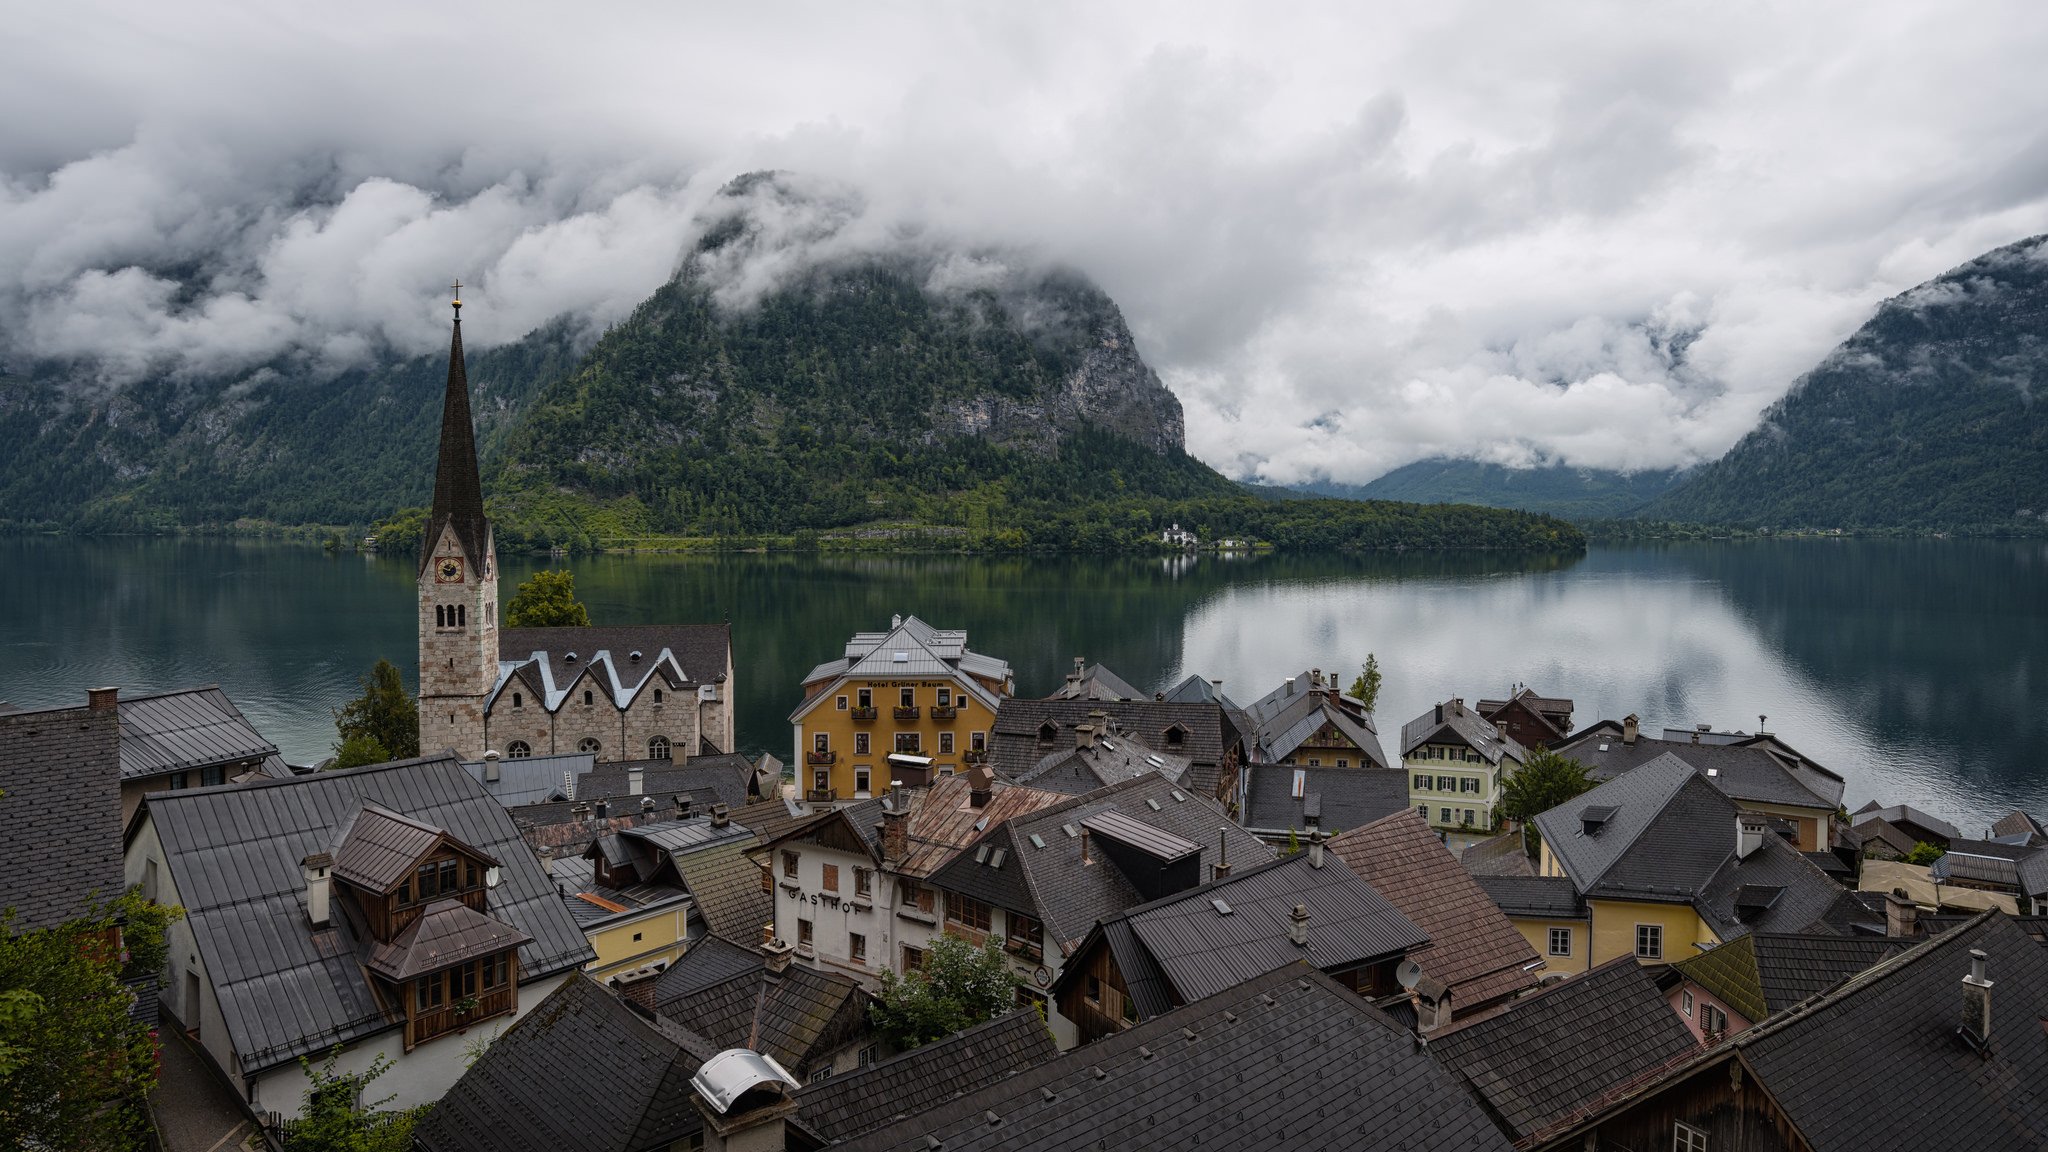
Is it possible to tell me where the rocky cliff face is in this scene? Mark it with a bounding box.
[934,313,1185,456]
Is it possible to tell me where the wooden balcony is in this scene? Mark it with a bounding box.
[850,707,878,722]
[805,749,838,765]
[893,706,921,720]
[406,983,514,1050]
[805,788,839,803]
[930,705,958,720]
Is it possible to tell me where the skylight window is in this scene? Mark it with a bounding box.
[1211,899,1233,915]
[989,849,1006,869]
[1146,798,1162,811]
[974,845,989,863]
[1029,833,1046,849]
[1170,790,1186,803]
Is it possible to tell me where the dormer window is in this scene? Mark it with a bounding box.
[1038,722,1058,743]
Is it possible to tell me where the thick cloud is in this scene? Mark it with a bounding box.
[7,2,2048,481]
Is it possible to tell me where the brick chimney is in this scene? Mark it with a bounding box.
[88,686,119,712]
[301,852,333,928]
[762,935,795,974]
[1885,888,1919,938]
[1622,714,1639,745]
[880,784,909,865]
[610,962,664,1010]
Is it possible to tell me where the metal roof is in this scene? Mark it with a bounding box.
[692,1049,798,1115]
[365,898,532,981]
[117,686,278,780]
[331,802,481,893]
[1241,765,1411,836]
[459,751,594,807]
[137,754,593,1074]
[1080,809,1200,862]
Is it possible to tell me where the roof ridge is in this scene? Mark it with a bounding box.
[1731,909,2001,1049]
[118,683,229,702]
[1564,757,1711,892]
[141,752,466,800]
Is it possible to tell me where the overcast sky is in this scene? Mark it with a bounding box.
[7,2,2048,484]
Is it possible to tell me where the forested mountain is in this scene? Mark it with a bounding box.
[1312,459,1682,519]
[1652,235,2048,531]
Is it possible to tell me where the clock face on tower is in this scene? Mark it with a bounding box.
[435,557,464,584]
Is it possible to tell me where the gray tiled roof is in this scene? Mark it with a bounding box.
[793,1010,1058,1142]
[1399,700,1525,766]
[1427,957,1699,1145]
[574,754,763,811]
[415,973,718,1152]
[1474,876,1586,920]
[1158,674,1241,711]
[991,699,1243,799]
[925,775,1273,954]
[1248,677,1390,767]
[653,938,867,1074]
[1015,732,1192,796]
[1556,729,1839,810]
[460,751,594,807]
[1678,932,1906,1023]
[0,701,124,932]
[1694,834,1852,940]
[494,624,731,715]
[1850,802,1960,842]
[1045,663,1146,702]
[795,616,1009,718]
[1241,765,1411,836]
[138,754,593,1074]
[1060,850,1428,1016]
[830,965,1512,1152]
[1532,752,1732,901]
[117,686,278,780]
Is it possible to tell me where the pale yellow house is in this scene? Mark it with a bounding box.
[1399,698,1528,851]
[1529,752,1855,967]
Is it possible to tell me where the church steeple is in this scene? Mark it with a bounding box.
[422,282,490,576]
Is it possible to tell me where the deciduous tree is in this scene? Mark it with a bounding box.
[1498,748,1597,856]
[869,935,1020,1050]
[1347,654,1383,712]
[504,569,591,628]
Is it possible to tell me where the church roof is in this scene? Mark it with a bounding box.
[421,300,490,577]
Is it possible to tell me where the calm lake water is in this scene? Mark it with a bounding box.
[4,536,2044,834]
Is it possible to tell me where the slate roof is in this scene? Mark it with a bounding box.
[1991,809,2047,845]
[1848,814,1919,857]
[1013,730,1192,796]
[830,965,1512,1152]
[415,973,719,1152]
[420,308,490,576]
[116,686,280,780]
[664,834,773,945]
[1694,834,1856,939]
[1240,765,1412,837]
[1045,662,1146,702]
[1736,912,2048,1151]
[1556,729,1839,811]
[990,699,1243,799]
[653,936,867,1073]
[136,754,593,1074]
[366,898,531,981]
[793,616,1010,720]
[492,625,732,717]
[460,751,595,807]
[0,700,125,932]
[574,754,765,810]
[1399,699,1526,766]
[1158,673,1241,711]
[1330,810,1541,1013]
[1476,688,1574,741]
[1474,876,1587,921]
[1426,956,1699,1146]
[1055,849,1427,1017]
[792,1010,1058,1142]
[1675,932,1906,1024]
[1850,801,1959,843]
[1245,674,1391,768]
[924,774,1273,954]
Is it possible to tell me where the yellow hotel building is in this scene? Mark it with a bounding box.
[790,615,1013,802]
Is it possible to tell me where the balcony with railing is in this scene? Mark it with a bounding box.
[930,705,958,720]
[962,748,990,765]
[407,983,514,1050]
[893,706,921,721]
[805,788,839,803]
[850,707,878,722]
[806,749,838,765]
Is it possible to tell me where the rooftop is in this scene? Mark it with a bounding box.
[792,1010,1059,1143]
[116,685,286,780]
[1240,765,1412,837]
[1557,725,1844,811]
[652,936,867,1075]
[1674,932,1908,1024]
[990,698,1244,799]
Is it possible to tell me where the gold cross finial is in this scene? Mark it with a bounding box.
[451,278,463,314]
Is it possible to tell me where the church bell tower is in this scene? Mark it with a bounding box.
[417,282,499,759]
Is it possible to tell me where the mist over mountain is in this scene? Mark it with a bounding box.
[1318,460,1683,519]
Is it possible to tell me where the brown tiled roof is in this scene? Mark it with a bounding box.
[1459,831,1537,878]
[671,839,772,944]
[894,775,1066,878]
[1330,809,1541,1014]
[366,898,531,980]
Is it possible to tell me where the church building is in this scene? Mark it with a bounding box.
[416,290,734,764]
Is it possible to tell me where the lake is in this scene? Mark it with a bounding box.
[4,536,2043,835]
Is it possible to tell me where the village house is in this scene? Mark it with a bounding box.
[920,773,1274,1047]
[1045,658,1146,702]
[112,685,296,822]
[650,934,873,1085]
[828,967,1512,1152]
[1328,809,1542,1021]
[1243,669,1391,770]
[1666,931,1906,1043]
[1475,685,1575,750]
[789,615,1012,802]
[1849,799,1958,853]
[1238,763,1413,843]
[1929,836,2048,913]
[123,752,592,1119]
[1050,836,1428,1043]
[553,808,775,981]
[415,296,734,764]
[1556,715,1846,852]
[1474,875,1594,976]
[1400,697,1530,848]
[1532,911,2048,1151]
[990,695,1248,805]
[1529,753,1867,967]
[1006,713,1193,796]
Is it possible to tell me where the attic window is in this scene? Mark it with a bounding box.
[1212,898,1233,916]
[1597,743,1610,752]
[1038,723,1058,743]
[1165,726,1186,747]
[1029,833,1046,849]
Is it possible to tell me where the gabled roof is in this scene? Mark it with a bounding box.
[136,754,593,1074]
[1850,801,1959,842]
[415,973,718,1152]
[1400,699,1526,766]
[1045,662,1146,702]
[990,699,1243,798]
[892,776,1066,879]
[1934,838,2048,897]
[793,616,1009,721]
[116,685,279,780]
[365,898,531,981]
[1426,957,1699,1146]
[1476,688,1573,740]
[792,1010,1058,1142]
[653,937,867,1073]
[460,751,595,807]
[0,700,123,932]
[924,774,1272,954]
[1460,831,1537,878]
[665,835,773,945]
[332,802,493,894]
[830,965,1512,1152]
[1693,834,1856,939]
[1474,876,1586,921]
[1676,932,1907,1024]
[1013,729,1191,796]
[1991,809,2047,845]
[1555,728,1840,811]
[1158,674,1240,711]
[1533,753,1737,902]
[490,626,730,718]
[1240,765,1411,837]
[1329,810,1541,1012]
[1246,676,1390,767]
[574,754,765,810]
[1055,850,1427,1017]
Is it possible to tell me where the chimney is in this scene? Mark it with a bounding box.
[762,935,795,974]
[1286,676,1298,697]
[1075,724,1097,750]
[538,846,554,876]
[572,802,592,823]
[1451,697,1464,717]
[1692,729,1701,745]
[1211,678,1224,697]
[673,795,692,818]
[1435,703,1444,724]
[690,1050,799,1152]
[1885,887,1919,938]
[1311,668,1322,689]
[1622,714,1639,745]
[1961,948,1993,1049]
[1308,829,1325,869]
[641,796,657,816]
[301,853,333,928]
[1288,903,1309,947]
[1212,828,1232,881]
[88,686,119,712]
[628,768,644,796]
[483,749,501,783]
[1081,827,1092,865]
[891,613,903,628]
[881,784,909,865]
[1069,656,1085,684]
[1736,815,1767,860]
[969,779,991,809]
[1758,714,1769,737]
[595,800,609,821]
[609,963,664,1011]
[711,803,731,828]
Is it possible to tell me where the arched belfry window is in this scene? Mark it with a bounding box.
[434,606,445,627]
[649,735,671,760]
[507,741,531,759]
[457,604,466,627]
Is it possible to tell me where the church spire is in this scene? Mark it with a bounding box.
[422,281,490,575]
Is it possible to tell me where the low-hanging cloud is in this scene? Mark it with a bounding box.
[7,1,2048,483]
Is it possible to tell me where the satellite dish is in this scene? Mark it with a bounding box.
[1396,959,1424,991]
[485,866,502,889]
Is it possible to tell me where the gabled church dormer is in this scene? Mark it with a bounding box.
[419,284,500,759]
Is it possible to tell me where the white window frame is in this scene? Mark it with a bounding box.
[1673,1120,1708,1152]
[1636,923,1664,960]
[1681,989,1694,1017]
[1547,927,1571,957]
